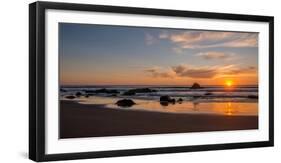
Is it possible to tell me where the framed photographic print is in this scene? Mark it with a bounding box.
[29,1,274,162]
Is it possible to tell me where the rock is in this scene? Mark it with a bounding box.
[132,88,157,93]
[85,88,119,94]
[123,91,136,96]
[160,101,169,106]
[248,95,258,99]
[160,96,176,103]
[84,90,95,94]
[160,95,172,102]
[190,83,201,89]
[192,95,201,99]
[204,92,213,96]
[116,99,136,107]
[75,92,82,97]
[60,88,67,92]
[177,98,183,103]
[123,88,156,95]
[96,88,119,94]
[65,95,76,99]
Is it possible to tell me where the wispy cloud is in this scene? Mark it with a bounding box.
[172,47,184,54]
[159,31,258,50]
[196,51,234,60]
[144,67,174,78]
[219,65,257,76]
[144,64,257,79]
[159,32,169,39]
[145,33,157,45]
[172,65,219,78]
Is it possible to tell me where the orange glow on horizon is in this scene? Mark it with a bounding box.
[225,80,233,87]
[60,73,258,86]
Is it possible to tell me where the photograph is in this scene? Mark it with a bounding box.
[28,1,274,161]
[59,23,259,139]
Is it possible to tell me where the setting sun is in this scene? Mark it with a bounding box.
[225,80,233,87]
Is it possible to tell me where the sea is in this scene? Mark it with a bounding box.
[60,85,258,116]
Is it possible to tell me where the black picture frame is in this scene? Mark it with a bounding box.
[29,1,274,162]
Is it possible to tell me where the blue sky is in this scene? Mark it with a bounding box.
[59,23,258,86]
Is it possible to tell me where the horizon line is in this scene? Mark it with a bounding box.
[60,84,258,87]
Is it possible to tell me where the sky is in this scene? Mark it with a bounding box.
[59,23,258,86]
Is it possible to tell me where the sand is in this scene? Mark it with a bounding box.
[60,100,258,139]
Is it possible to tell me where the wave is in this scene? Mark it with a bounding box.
[60,86,258,101]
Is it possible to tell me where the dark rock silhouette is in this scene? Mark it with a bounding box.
[65,95,76,99]
[123,91,136,96]
[85,88,119,94]
[160,96,176,104]
[75,92,82,97]
[190,83,201,89]
[248,95,258,99]
[60,88,67,92]
[177,98,183,103]
[204,92,213,96]
[160,101,169,106]
[192,95,201,99]
[116,99,136,107]
[123,88,156,96]
[160,95,172,102]
[84,90,95,93]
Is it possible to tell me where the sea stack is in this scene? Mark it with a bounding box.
[190,82,201,89]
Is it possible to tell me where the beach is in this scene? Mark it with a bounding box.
[60,100,258,139]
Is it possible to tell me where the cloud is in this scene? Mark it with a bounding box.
[145,33,156,45]
[144,67,174,78]
[159,31,258,50]
[172,65,219,78]
[144,64,257,79]
[159,32,169,39]
[196,51,234,60]
[172,47,184,54]
[220,65,257,75]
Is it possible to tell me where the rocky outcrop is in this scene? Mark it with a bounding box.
[190,83,201,89]
[160,96,176,103]
[248,95,258,99]
[116,99,136,107]
[123,88,156,96]
[85,88,119,94]
[177,98,183,103]
[204,92,213,96]
[75,92,82,97]
[65,95,76,99]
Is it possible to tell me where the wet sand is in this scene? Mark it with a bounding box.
[60,100,258,139]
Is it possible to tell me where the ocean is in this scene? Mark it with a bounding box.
[60,85,258,116]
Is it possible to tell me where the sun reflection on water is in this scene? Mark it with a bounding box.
[224,102,237,116]
[74,96,258,116]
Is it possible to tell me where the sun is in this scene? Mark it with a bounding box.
[225,80,233,87]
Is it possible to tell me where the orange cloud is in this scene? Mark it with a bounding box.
[144,67,175,78]
[196,51,234,60]
[145,64,257,79]
[172,65,219,78]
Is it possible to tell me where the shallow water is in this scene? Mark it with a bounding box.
[72,96,258,116]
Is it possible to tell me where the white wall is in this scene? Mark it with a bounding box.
[0,0,279,162]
